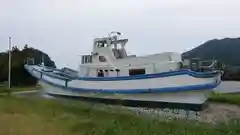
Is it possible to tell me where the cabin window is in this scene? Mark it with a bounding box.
[116,69,120,76]
[89,56,92,63]
[96,41,107,48]
[97,70,104,77]
[84,57,88,63]
[99,56,106,62]
[104,70,109,76]
[129,69,145,76]
[82,55,92,64]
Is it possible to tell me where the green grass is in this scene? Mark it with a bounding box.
[208,92,240,106]
[0,84,41,96]
[9,85,41,92]
[0,97,240,135]
[0,84,41,93]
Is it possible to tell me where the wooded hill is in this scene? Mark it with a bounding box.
[0,45,55,87]
[182,38,240,66]
[182,37,240,80]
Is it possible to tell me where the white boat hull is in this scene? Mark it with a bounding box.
[25,65,221,109]
[40,80,211,104]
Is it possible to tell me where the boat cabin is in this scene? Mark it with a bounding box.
[79,32,182,77]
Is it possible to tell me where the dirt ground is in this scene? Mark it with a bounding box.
[200,103,240,123]
[117,103,240,124]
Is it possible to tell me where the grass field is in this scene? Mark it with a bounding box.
[0,84,41,95]
[0,97,240,135]
[9,85,41,92]
[0,85,240,135]
[208,92,240,106]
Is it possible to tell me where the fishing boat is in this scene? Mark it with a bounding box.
[24,32,222,110]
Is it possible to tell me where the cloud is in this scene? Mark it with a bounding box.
[1,0,240,68]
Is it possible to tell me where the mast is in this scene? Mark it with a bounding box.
[108,31,123,49]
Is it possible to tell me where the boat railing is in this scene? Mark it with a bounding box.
[80,60,180,71]
[125,60,180,67]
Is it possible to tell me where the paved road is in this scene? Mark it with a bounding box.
[214,81,240,93]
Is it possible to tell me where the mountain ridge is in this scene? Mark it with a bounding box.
[182,37,240,66]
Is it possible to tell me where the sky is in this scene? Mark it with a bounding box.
[1,0,240,69]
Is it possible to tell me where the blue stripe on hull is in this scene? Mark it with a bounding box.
[77,70,220,81]
[29,65,221,82]
[39,76,220,94]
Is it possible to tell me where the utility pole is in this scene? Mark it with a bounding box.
[8,37,12,89]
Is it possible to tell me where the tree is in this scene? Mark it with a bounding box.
[24,44,28,49]
[12,46,20,52]
[0,45,56,86]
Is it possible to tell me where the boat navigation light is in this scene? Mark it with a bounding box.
[116,32,122,35]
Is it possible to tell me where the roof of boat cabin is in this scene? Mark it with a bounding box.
[93,36,117,42]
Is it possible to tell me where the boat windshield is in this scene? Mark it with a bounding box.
[96,40,108,48]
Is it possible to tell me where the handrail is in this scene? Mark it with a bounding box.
[27,64,221,82]
[76,69,221,81]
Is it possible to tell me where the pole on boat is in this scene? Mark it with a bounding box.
[8,37,12,89]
